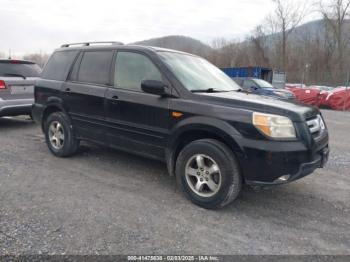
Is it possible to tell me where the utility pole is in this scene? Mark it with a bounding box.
[343,70,350,111]
[301,64,310,88]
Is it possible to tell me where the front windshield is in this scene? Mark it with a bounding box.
[158,52,241,92]
[253,79,275,89]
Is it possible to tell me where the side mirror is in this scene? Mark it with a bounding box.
[251,86,259,91]
[141,80,167,96]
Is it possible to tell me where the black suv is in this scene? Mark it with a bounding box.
[32,42,329,209]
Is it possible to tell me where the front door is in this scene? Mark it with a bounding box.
[105,51,170,160]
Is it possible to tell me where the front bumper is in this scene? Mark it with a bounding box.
[237,131,329,186]
[245,146,329,187]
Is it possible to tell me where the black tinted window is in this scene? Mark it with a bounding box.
[68,52,83,81]
[114,52,162,91]
[42,51,78,81]
[78,51,113,85]
[0,62,41,77]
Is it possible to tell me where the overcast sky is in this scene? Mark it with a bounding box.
[1,0,317,57]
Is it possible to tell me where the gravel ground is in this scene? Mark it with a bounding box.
[0,110,349,255]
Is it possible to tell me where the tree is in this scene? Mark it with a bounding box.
[22,52,50,68]
[267,0,307,71]
[250,25,271,67]
[319,0,350,81]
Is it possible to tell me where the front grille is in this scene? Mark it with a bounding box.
[307,114,326,139]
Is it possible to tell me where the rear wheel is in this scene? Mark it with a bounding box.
[175,139,242,209]
[44,112,79,157]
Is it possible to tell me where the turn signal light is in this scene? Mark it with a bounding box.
[172,111,183,118]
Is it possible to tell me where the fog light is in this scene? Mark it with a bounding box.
[276,175,290,182]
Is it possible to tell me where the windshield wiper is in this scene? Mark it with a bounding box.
[191,88,233,93]
[3,73,26,79]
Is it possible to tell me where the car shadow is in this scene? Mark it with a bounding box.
[221,181,338,222]
[0,116,35,130]
[70,142,331,217]
[74,141,173,184]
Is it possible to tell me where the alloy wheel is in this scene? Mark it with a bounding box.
[185,154,222,197]
[48,121,65,150]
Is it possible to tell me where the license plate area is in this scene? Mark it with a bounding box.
[10,85,34,95]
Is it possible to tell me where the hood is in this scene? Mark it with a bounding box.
[197,91,318,122]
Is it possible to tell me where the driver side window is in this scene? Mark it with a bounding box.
[114,52,162,92]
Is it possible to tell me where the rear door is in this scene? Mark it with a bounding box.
[63,50,114,142]
[105,51,170,159]
[0,61,41,101]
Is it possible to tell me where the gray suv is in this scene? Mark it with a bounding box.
[0,59,41,117]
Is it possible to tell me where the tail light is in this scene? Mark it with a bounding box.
[0,80,6,89]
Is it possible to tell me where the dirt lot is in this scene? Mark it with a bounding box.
[0,110,349,255]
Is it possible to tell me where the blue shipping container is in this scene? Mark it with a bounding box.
[221,67,271,79]
[221,67,286,89]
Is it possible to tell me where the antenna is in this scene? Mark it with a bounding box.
[8,49,11,60]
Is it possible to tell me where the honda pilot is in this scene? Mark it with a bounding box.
[32,42,329,209]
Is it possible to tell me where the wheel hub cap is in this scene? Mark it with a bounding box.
[185,154,222,198]
[48,121,65,150]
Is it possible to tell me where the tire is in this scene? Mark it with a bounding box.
[175,139,242,209]
[44,112,80,157]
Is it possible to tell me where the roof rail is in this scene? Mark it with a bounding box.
[60,41,124,48]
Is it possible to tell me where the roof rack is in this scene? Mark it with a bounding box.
[61,41,124,48]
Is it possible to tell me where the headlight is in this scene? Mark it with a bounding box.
[252,112,296,139]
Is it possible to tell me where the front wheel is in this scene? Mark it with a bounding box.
[175,139,242,209]
[44,112,80,157]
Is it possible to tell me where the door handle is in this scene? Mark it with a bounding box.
[109,95,119,104]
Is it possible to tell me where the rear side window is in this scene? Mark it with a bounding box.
[0,62,41,77]
[42,51,78,81]
[77,51,113,85]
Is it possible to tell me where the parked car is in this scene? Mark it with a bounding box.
[0,59,41,117]
[233,77,296,100]
[32,42,329,209]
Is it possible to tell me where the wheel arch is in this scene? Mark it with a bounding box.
[41,98,67,132]
[166,116,246,177]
